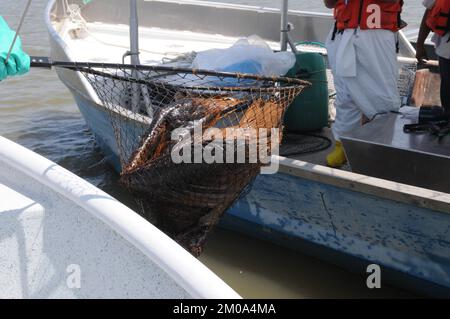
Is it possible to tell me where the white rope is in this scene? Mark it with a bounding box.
[5,0,33,65]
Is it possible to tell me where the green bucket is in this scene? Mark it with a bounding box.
[284,51,329,131]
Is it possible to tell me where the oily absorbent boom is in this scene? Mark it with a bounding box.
[75,63,309,256]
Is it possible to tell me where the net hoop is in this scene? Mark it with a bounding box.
[55,61,311,91]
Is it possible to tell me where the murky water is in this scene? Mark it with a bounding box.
[0,0,422,298]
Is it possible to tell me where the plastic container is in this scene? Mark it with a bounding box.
[284,52,329,131]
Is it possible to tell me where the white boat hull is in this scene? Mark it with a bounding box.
[0,136,240,299]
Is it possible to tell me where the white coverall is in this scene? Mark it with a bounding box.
[326,28,401,141]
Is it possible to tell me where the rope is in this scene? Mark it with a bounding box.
[280,131,332,157]
[5,0,33,65]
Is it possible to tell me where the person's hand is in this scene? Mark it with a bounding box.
[416,44,429,64]
[0,16,30,81]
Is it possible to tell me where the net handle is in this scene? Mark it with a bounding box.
[30,56,311,87]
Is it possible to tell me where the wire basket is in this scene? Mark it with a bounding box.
[68,62,310,255]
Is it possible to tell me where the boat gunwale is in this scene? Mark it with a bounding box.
[275,155,450,215]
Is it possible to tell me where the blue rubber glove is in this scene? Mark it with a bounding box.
[0,16,30,80]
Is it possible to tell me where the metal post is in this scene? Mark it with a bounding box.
[128,0,153,116]
[129,0,140,65]
[280,0,289,51]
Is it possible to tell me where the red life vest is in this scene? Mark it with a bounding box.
[426,0,450,36]
[334,0,403,32]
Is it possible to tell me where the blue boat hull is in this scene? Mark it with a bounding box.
[225,173,450,297]
[73,91,450,297]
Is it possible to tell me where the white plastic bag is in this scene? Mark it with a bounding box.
[192,35,295,77]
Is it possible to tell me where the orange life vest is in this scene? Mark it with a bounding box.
[334,0,403,32]
[426,0,450,36]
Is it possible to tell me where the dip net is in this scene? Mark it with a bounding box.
[67,63,309,255]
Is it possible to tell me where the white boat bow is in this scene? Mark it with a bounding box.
[0,136,240,299]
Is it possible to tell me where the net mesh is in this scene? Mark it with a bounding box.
[398,60,418,106]
[70,63,309,255]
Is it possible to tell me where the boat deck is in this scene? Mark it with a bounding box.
[60,20,328,63]
[62,22,282,64]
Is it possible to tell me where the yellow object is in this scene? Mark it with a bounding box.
[326,141,347,168]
